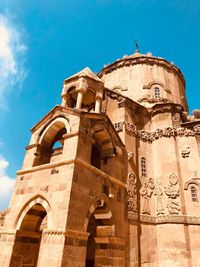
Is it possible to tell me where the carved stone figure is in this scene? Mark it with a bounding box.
[164,173,180,215]
[154,181,165,215]
[181,146,190,158]
[126,173,137,213]
[140,178,155,215]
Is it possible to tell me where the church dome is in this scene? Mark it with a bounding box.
[98,51,188,111]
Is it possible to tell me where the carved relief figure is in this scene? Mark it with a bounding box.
[154,181,165,215]
[140,178,155,215]
[181,146,190,158]
[164,173,180,215]
[126,173,137,213]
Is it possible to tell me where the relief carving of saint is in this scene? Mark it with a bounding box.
[164,173,180,215]
[140,178,155,215]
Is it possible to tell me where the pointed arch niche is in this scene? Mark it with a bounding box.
[33,117,70,167]
[10,196,52,267]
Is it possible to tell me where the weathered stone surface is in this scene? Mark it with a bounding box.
[0,50,200,266]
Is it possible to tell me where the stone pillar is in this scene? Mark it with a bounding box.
[0,231,16,267]
[76,90,84,109]
[94,237,125,267]
[95,97,101,113]
[61,229,89,267]
[37,230,66,267]
[61,94,67,107]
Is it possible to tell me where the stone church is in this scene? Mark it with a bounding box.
[0,50,200,267]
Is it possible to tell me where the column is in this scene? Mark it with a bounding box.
[95,97,101,113]
[76,90,84,109]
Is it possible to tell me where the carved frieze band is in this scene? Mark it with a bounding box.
[113,121,200,142]
[129,214,200,225]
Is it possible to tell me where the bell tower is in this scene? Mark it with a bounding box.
[0,68,128,267]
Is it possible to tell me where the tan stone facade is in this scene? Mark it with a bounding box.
[1,51,200,266]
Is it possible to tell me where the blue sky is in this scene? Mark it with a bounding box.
[0,0,200,209]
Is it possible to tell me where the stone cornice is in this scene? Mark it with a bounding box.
[76,158,126,188]
[150,103,183,116]
[16,159,75,175]
[16,158,125,189]
[98,56,185,85]
[128,213,200,225]
[43,229,89,239]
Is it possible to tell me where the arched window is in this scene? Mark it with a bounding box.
[191,186,198,202]
[33,127,66,166]
[141,157,147,177]
[154,87,161,98]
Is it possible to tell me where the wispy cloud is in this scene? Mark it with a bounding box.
[0,155,15,210]
[0,14,27,110]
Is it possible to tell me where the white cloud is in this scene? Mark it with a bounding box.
[0,155,15,210]
[0,14,27,110]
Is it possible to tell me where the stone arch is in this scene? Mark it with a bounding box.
[33,117,70,166]
[91,123,116,159]
[143,80,171,93]
[10,196,53,267]
[83,197,116,267]
[38,116,70,144]
[14,195,53,230]
[83,197,115,235]
[184,179,200,190]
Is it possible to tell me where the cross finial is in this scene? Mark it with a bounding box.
[134,39,139,53]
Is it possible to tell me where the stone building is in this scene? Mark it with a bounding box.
[0,50,200,267]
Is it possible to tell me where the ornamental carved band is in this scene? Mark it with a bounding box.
[113,121,200,142]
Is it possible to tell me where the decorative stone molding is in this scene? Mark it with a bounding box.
[113,121,200,142]
[143,80,171,93]
[132,215,200,225]
[43,229,89,240]
[105,90,126,107]
[138,96,173,104]
[151,103,182,116]
[192,110,200,120]
[184,178,200,190]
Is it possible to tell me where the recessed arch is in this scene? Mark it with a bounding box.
[91,123,116,158]
[38,117,70,145]
[82,197,115,235]
[184,179,200,190]
[10,196,52,267]
[37,115,70,142]
[33,117,70,166]
[83,197,115,267]
[143,80,171,93]
[14,195,52,230]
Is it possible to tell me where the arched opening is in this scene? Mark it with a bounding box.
[33,123,67,167]
[91,144,101,169]
[10,204,47,267]
[85,200,115,267]
[67,86,77,108]
[90,124,116,173]
[82,88,95,111]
